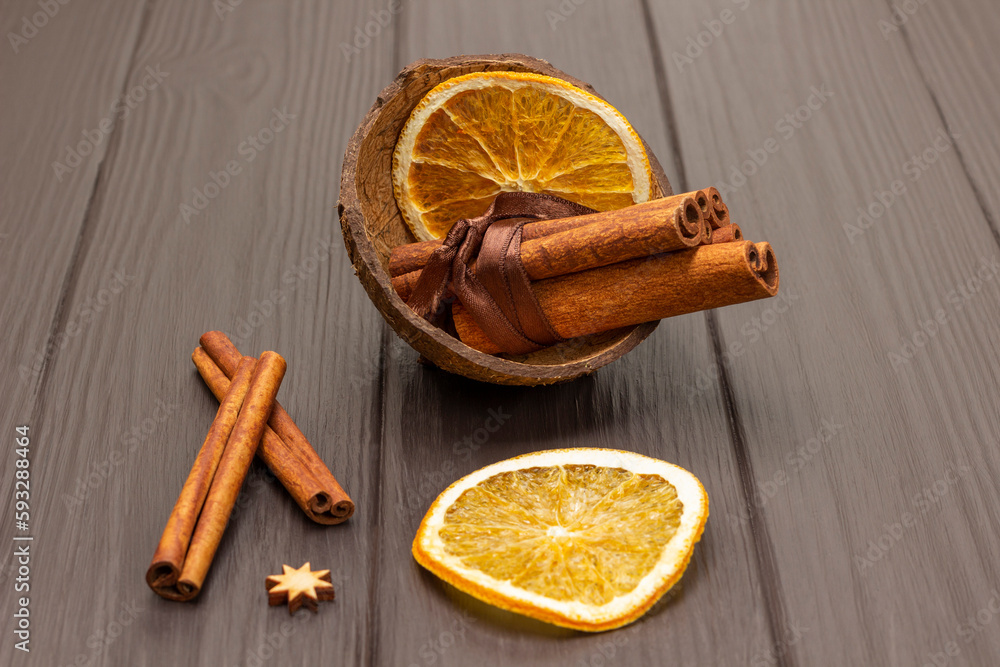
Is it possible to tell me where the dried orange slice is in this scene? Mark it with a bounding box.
[412,448,708,631]
[393,72,653,241]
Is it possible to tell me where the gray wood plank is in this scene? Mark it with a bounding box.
[895,0,1000,236]
[0,0,147,661]
[1,1,395,665]
[373,1,775,665]
[6,0,1000,664]
[0,0,145,477]
[645,0,1000,663]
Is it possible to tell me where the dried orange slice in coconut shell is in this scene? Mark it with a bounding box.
[412,448,708,631]
[393,72,654,241]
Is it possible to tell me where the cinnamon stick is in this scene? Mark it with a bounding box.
[453,241,779,355]
[658,189,726,239]
[391,196,706,301]
[388,195,706,278]
[192,349,347,525]
[147,357,258,601]
[198,332,353,524]
[173,351,286,599]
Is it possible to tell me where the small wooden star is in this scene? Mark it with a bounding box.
[265,562,335,614]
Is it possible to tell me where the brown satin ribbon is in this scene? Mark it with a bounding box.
[406,192,597,355]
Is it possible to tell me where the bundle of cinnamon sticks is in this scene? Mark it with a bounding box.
[389,188,778,356]
[147,332,353,602]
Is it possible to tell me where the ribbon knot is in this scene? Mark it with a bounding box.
[405,192,596,355]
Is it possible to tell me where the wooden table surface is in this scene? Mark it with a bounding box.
[3,1,1000,665]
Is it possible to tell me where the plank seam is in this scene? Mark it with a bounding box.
[365,15,404,666]
[640,1,792,662]
[364,325,390,667]
[895,12,1000,250]
[707,312,793,667]
[638,0,687,191]
[30,0,155,415]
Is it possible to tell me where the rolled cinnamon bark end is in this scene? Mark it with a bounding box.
[710,224,743,244]
[268,405,354,522]
[192,348,332,522]
[661,190,711,220]
[198,332,354,524]
[147,357,257,601]
[706,187,729,229]
[677,197,706,242]
[176,351,287,599]
[454,240,779,355]
[747,241,779,295]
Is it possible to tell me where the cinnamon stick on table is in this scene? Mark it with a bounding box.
[148,352,286,601]
[388,194,707,278]
[453,240,779,355]
[197,331,353,524]
[192,349,340,525]
[391,195,707,301]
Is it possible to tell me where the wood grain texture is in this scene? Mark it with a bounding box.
[3,0,1000,665]
[0,0,146,496]
[373,1,774,665]
[646,0,1000,664]
[896,0,1000,239]
[2,0,394,664]
[0,0,149,660]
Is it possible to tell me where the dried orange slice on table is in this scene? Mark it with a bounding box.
[413,448,708,631]
[393,72,654,241]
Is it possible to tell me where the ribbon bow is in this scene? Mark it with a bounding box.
[406,192,596,355]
